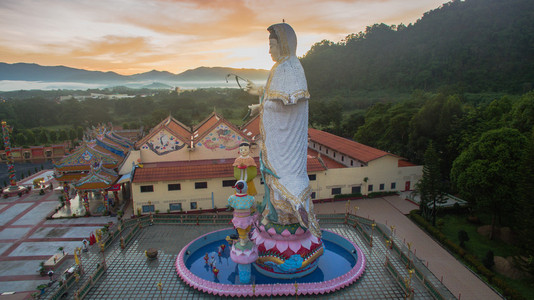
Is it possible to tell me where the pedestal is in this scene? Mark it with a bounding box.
[252,223,324,279]
[229,242,258,284]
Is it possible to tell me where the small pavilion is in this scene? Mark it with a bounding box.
[73,163,120,215]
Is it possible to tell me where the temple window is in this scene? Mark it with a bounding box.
[368,185,373,192]
[169,203,182,211]
[311,192,316,199]
[190,202,198,209]
[331,187,341,195]
[168,183,181,191]
[308,174,316,181]
[195,182,207,189]
[142,205,155,213]
[140,185,154,193]
[380,183,385,191]
[391,182,396,189]
[222,180,235,187]
[352,186,361,194]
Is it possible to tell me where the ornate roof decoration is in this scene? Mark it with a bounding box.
[73,161,118,190]
[54,141,118,170]
[193,112,251,150]
[135,115,191,149]
[106,132,133,149]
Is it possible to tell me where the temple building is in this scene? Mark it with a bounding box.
[121,113,422,215]
[54,125,141,214]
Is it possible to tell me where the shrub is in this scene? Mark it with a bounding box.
[482,250,495,270]
[335,193,363,199]
[367,191,398,198]
[458,229,470,248]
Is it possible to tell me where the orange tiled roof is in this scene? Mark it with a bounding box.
[167,118,191,141]
[241,115,260,139]
[56,164,116,172]
[133,159,235,182]
[398,160,417,167]
[56,173,87,182]
[308,128,392,163]
[307,148,345,169]
[133,155,332,183]
[193,112,220,134]
[75,182,114,190]
[56,165,91,172]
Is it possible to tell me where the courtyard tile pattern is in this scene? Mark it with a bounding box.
[82,224,436,299]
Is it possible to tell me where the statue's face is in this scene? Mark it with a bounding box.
[239,145,250,157]
[269,38,280,62]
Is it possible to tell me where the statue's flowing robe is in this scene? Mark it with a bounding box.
[260,23,321,237]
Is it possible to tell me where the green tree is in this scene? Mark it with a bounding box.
[416,141,445,226]
[58,129,68,142]
[451,127,527,239]
[48,130,57,143]
[514,127,534,276]
[68,127,77,140]
[24,129,36,145]
[36,128,48,144]
[76,126,84,140]
[14,132,26,147]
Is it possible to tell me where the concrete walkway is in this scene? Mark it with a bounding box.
[314,196,502,300]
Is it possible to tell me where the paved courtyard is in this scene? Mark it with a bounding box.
[0,171,116,299]
[0,170,502,299]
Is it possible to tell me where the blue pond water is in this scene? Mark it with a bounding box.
[184,230,357,285]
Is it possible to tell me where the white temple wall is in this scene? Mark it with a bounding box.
[131,158,422,215]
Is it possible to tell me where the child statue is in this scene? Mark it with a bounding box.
[232,142,257,196]
[227,180,256,246]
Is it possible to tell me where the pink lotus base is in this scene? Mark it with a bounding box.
[175,228,366,297]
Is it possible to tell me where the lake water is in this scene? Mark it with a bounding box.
[0,80,267,91]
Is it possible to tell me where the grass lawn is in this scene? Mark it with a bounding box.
[439,213,533,299]
[440,214,519,259]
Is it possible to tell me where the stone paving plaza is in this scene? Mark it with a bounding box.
[69,222,441,300]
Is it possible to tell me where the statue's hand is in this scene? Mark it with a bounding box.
[244,81,263,96]
[248,104,261,117]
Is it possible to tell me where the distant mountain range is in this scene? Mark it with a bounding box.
[0,62,269,88]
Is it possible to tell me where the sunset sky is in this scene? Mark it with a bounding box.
[0,0,446,75]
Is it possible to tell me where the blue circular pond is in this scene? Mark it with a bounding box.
[176,228,366,297]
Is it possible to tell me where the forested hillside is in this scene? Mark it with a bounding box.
[301,0,534,96]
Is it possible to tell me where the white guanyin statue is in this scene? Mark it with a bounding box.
[246,22,321,238]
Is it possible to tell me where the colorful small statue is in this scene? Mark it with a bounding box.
[227,180,256,246]
[233,143,257,196]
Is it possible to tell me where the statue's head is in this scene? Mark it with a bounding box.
[234,180,248,194]
[267,23,297,62]
[239,142,250,157]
